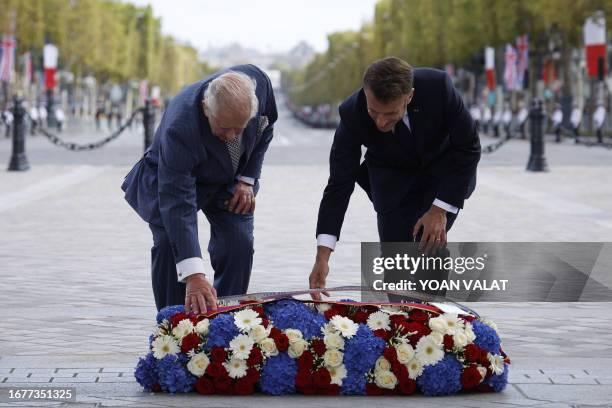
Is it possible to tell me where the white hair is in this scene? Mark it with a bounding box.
[203,71,258,119]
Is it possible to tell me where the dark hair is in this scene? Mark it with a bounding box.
[363,57,414,103]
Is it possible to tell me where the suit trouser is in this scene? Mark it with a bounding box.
[149,191,254,311]
[377,190,458,301]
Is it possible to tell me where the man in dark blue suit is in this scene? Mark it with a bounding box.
[309,57,480,296]
[122,65,277,313]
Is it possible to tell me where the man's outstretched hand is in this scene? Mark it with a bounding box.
[185,273,218,314]
[309,246,332,301]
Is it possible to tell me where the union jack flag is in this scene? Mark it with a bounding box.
[504,44,518,91]
[0,35,16,83]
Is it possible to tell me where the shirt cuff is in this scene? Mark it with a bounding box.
[317,234,337,250]
[176,257,205,283]
[236,175,255,185]
[433,198,459,214]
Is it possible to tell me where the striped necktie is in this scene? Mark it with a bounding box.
[225,134,244,174]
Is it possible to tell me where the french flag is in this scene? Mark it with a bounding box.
[584,12,607,79]
[485,47,495,90]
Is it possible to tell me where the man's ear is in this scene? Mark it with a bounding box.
[406,88,415,105]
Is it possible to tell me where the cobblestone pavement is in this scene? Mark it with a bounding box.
[0,107,611,407]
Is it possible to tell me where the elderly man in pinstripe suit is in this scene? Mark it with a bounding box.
[122,65,277,314]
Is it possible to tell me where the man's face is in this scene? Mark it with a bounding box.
[205,103,250,142]
[365,87,414,133]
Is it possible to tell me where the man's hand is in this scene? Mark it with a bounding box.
[227,181,255,214]
[309,246,332,301]
[413,205,447,254]
[185,273,218,314]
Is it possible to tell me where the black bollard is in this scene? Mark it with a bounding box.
[527,99,549,172]
[143,99,155,153]
[8,96,30,171]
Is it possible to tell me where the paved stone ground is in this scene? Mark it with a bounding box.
[0,106,611,407]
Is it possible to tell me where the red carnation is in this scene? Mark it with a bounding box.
[189,315,200,325]
[352,310,369,324]
[213,376,232,393]
[477,383,494,392]
[373,329,392,341]
[324,307,341,320]
[298,351,314,370]
[180,332,200,353]
[390,314,406,327]
[234,378,254,395]
[269,327,282,339]
[170,312,188,327]
[392,362,408,379]
[409,309,429,323]
[311,339,326,356]
[325,384,341,395]
[246,367,260,383]
[464,344,481,363]
[382,388,397,396]
[383,347,398,363]
[301,385,317,395]
[296,369,312,388]
[398,378,417,395]
[261,318,270,328]
[251,306,265,317]
[194,377,215,395]
[461,365,483,389]
[365,383,383,395]
[443,334,454,351]
[247,347,263,366]
[206,362,227,378]
[313,368,331,388]
[211,347,228,363]
[479,350,490,367]
[274,334,289,352]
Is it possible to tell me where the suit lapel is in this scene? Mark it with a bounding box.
[407,101,425,159]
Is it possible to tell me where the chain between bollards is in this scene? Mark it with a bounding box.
[526,99,549,172]
[7,96,30,171]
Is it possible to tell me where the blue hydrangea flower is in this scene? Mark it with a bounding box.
[472,320,501,354]
[156,355,195,393]
[487,364,509,392]
[260,351,297,395]
[156,305,185,325]
[204,313,239,350]
[134,352,158,391]
[417,354,463,396]
[341,324,385,395]
[264,299,326,339]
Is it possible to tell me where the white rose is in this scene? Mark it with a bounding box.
[186,352,210,377]
[285,329,303,343]
[324,333,345,350]
[374,370,398,390]
[259,338,278,357]
[194,319,209,336]
[323,349,343,367]
[288,339,308,358]
[453,332,468,349]
[172,319,194,340]
[395,343,415,364]
[250,325,269,343]
[375,356,391,372]
[428,316,447,334]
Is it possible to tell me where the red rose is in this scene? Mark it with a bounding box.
[298,351,314,370]
[213,376,232,393]
[234,378,254,395]
[170,312,188,327]
[295,369,312,388]
[443,334,454,351]
[261,318,270,328]
[383,347,398,363]
[479,350,490,367]
[189,315,199,325]
[247,347,263,366]
[461,365,483,389]
[409,309,429,323]
[390,314,406,327]
[313,368,331,388]
[382,388,396,395]
[325,384,341,395]
[274,334,289,352]
[246,367,260,383]
[352,310,369,324]
[206,362,227,378]
[464,344,481,363]
[324,307,341,320]
[194,377,215,395]
[477,383,494,392]
[392,362,408,379]
[311,339,326,356]
[373,329,392,341]
[301,385,317,395]
[211,347,228,363]
[365,383,383,395]
[398,378,417,395]
[180,332,200,353]
[269,327,282,339]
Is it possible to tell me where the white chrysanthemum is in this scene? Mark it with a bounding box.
[453,332,468,349]
[186,352,210,377]
[316,303,331,314]
[375,356,391,372]
[488,353,505,375]
[428,316,447,334]
[330,315,358,338]
[172,319,194,340]
[250,324,270,343]
[234,309,262,332]
[322,322,336,337]
[151,335,180,359]
[288,338,308,358]
[480,317,498,332]
[415,336,444,366]
[407,358,424,379]
[464,322,476,343]
[395,343,415,364]
[259,337,278,357]
[194,319,209,336]
[284,329,303,343]
[366,311,391,331]
[229,334,254,360]
[442,313,464,335]
[429,331,444,346]
[323,333,345,350]
[374,370,398,389]
[323,349,343,367]
[329,364,347,385]
[224,357,248,379]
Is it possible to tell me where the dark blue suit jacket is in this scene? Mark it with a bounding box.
[316,68,480,239]
[122,64,277,262]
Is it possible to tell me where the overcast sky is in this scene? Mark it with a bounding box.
[127,0,379,53]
